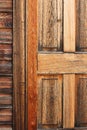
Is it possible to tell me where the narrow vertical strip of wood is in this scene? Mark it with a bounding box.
[63,74,75,128]
[64,0,76,52]
[13,0,26,130]
[27,0,37,130]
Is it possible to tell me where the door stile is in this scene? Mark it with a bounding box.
[27,0,37,130]
[63,0,76,128]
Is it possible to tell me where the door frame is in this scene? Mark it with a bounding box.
[13,0,27,130]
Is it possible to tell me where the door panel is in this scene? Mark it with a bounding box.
[38,75,63,128]
[28,0,87,130]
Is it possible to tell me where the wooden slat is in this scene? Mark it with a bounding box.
[38,0,63,51]
[0,128,12,130]
[0,29,12,44]
[0,44,12,60]
[0,0,12,12]
[27,0,37,130]
[64,0,76,52]
[0,13,12,28]
[63,74,75,128]
[0,61,12,74]
[38,53,87,74]
[13,0,26,129]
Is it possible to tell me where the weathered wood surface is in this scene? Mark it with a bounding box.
[38,75,62,128]
[0,77,12,127]
[0,44,12,60]
[0,13,12,28]
[0,0,12,12]
[0,29,12,44]
[13,0,26,130]
[64,0,76,52]
[38,0,63,51]
[38,53,87,74]
[76,0,87,51]
[75,75,87,127]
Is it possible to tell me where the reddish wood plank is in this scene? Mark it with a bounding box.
[27,0,37,130]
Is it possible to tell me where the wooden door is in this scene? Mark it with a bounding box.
[27,0,87,130]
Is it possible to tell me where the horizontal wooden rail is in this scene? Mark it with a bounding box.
[38,53,87,74]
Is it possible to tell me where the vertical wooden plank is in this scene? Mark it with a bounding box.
[27,0,37,130]
[64,0,76,52]
[13,0,26,130]
[63,74,75,128]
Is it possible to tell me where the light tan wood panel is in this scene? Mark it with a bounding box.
[63,74,75,128]
[38,75,62,128]
[38,53,87,74]
[64,0,76,52]
[38,0,63,51]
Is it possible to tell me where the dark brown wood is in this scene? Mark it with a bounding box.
[13,0,26,130]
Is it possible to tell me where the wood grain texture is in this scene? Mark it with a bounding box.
[0,13,12,28]
[0,0,12,12]
[0,61,12,74]
[38,0,63,51]
[38,53,87,74]
[38,75,62,128]
[0,29,12,44]
[76,75,87,127]
[64,0,76,52]
[13,0,26,130]
[0,44,12,60]
[63,74,75,128]
[27,0,37,130]
[76,0,87,51]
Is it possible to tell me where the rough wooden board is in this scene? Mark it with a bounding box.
[0,0,12,12]
[0,29,12,44]
[64,0,76,52]
[38,53,87,74]
[63,74,75,128]
[13,0,26,129]
[0,13,12,29]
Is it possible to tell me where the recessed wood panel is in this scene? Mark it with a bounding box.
[0,13,12,29]
[38,0,63,51]
[38,75,62,128]
[76,0,87,51]
[0,0,12,12]
[76,75,87,127]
